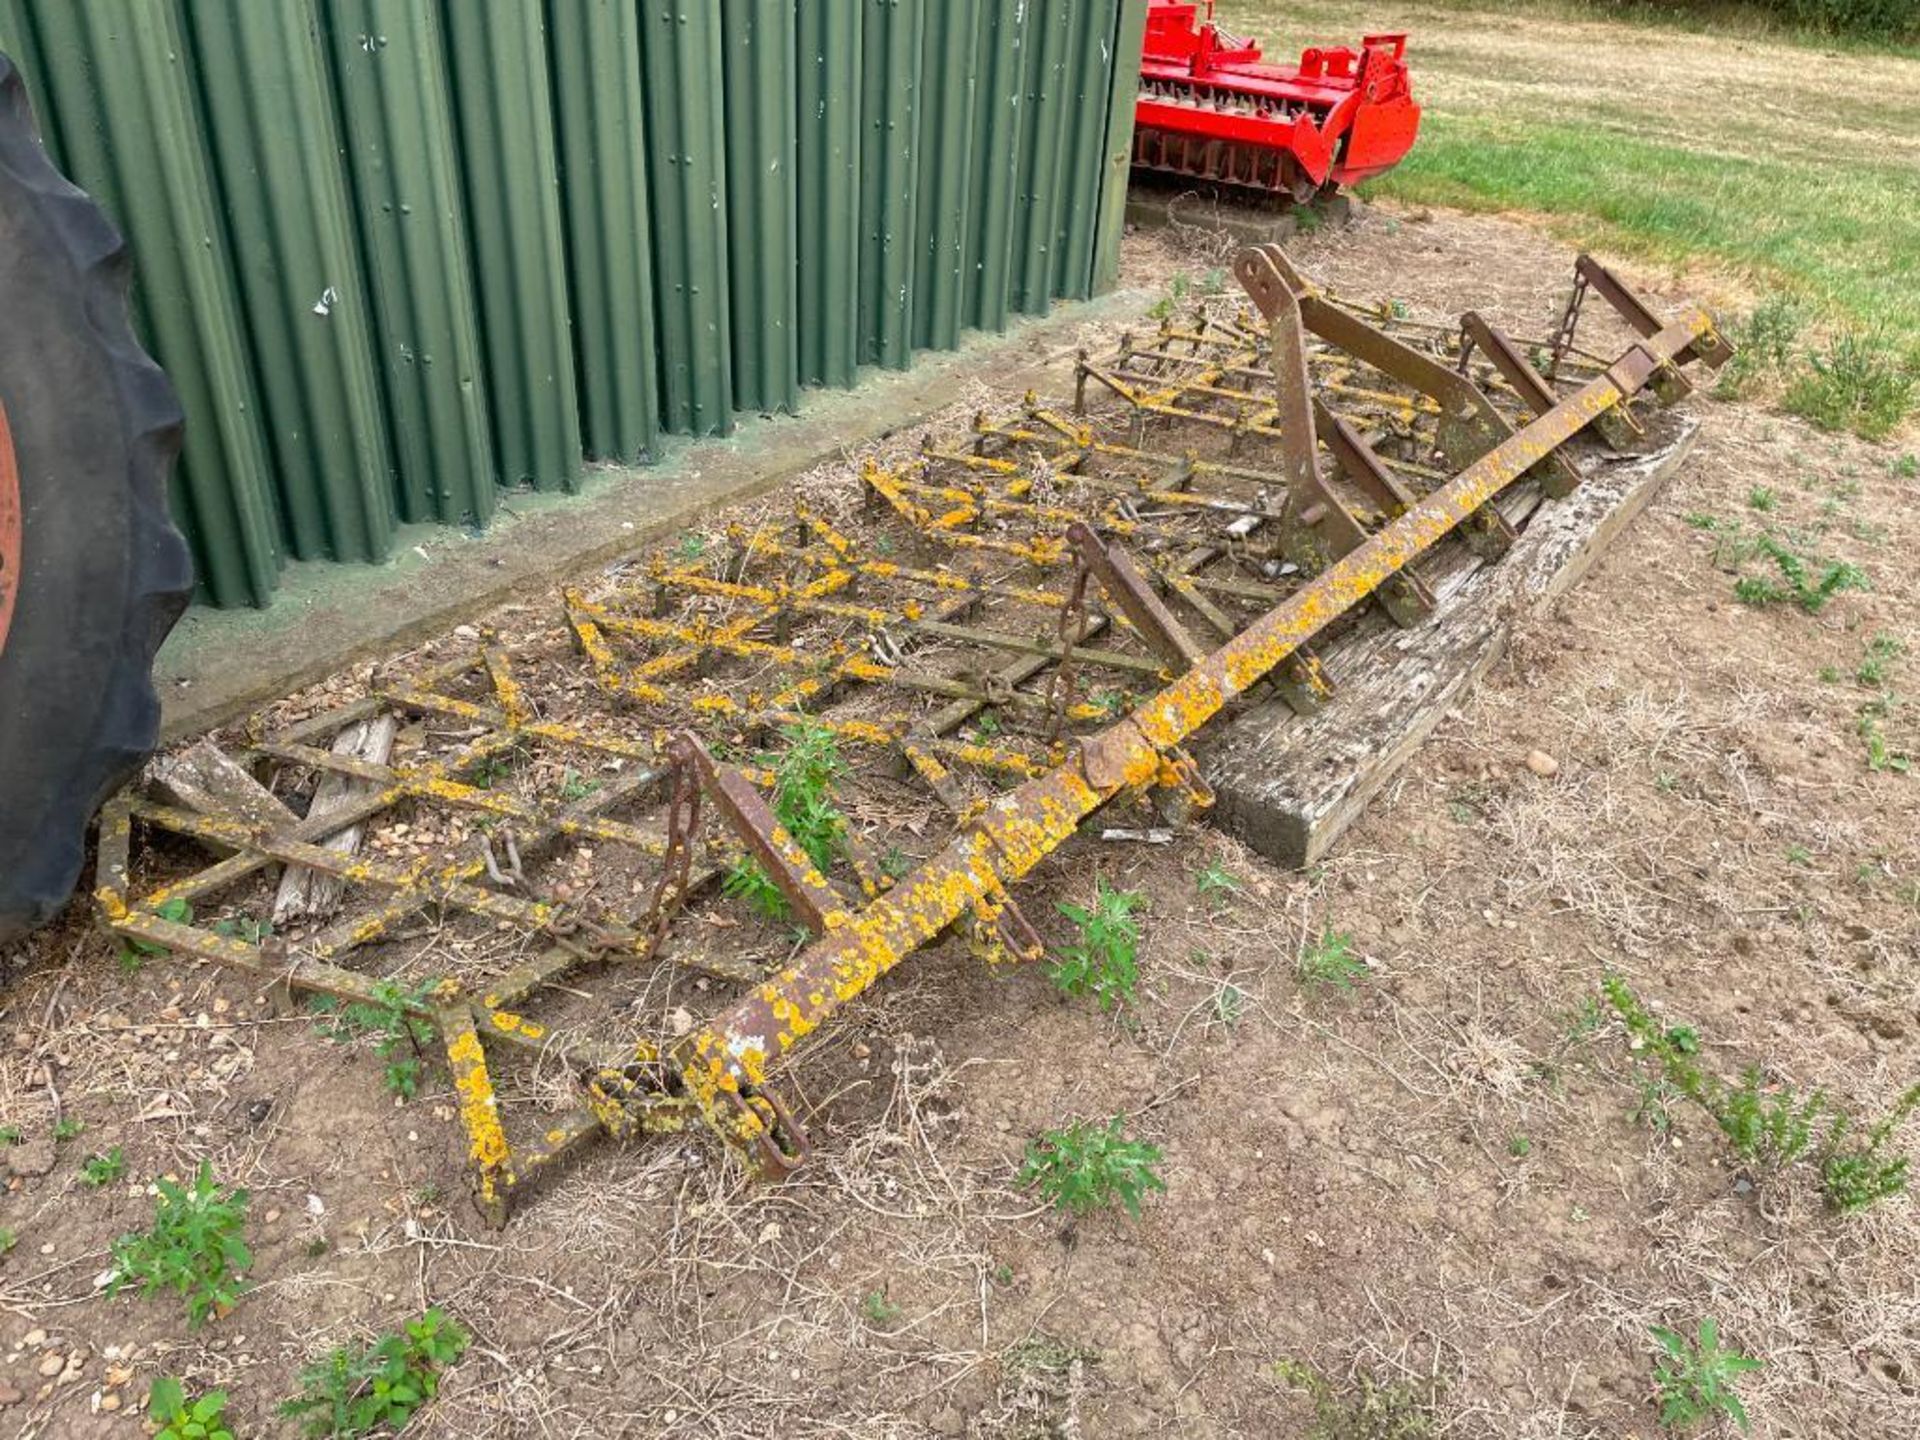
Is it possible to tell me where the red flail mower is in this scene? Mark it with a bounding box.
[1133,0,1422,203]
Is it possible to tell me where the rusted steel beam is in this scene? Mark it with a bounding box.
[1460,312,1584,497]
[1316,400,1418,515]
[1065,520,1205,672]
[1573,253,1732,372]
[682,733,850,937]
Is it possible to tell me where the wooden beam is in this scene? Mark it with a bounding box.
[151,741,296,855]
[1202,416,1700,869]
[271,715,398,927]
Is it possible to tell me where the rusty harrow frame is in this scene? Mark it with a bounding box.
[95,250,1729,1221]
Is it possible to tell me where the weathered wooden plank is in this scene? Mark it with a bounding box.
[151,741,297,855]
[271,715,398,927]
[1203,415,1700,868]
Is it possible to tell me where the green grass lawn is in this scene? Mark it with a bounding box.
[1230,0,1920,436]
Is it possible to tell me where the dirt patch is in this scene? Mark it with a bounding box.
[2,210,1916,1439]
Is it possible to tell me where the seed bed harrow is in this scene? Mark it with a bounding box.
[95,250,1729,1221]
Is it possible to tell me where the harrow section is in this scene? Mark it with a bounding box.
[95,251,1729,1220]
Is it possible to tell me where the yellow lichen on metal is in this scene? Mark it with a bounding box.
[446,1026,511,1178]
[489,1010,547,1041]
[91,256,1727,1213]
[672,300,1726,1148]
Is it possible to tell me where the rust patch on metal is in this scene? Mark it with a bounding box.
[0,398,21,658]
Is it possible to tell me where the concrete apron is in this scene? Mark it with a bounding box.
[156,288,1152,741]
[1123,183,1354,249]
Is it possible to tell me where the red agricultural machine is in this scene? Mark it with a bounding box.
[1133,0,1421,202]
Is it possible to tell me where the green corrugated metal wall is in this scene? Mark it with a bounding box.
[0,0,1145,608]
[796,1,861,390]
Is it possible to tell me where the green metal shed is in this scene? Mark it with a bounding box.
[0,0,1148,607]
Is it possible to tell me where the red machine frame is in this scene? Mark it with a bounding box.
[1134,0,1421,200]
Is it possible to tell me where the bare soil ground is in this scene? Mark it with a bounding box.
[3,208,1916,1439]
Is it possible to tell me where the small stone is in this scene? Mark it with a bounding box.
[248,1099,273,1125]
[37,1353,63,1378]
[100,1393,121,1412]
[265,1208,281,1223]
[23,1329,45,1348]
[1525,749,1560,778]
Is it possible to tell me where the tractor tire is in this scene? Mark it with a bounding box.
[0,53,192,945]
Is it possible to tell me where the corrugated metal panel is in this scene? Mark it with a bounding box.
[640,2,734,436]
[858,0,922,371]
[1012,0,1074,317]
[795,1,861,390]
[325,1,498,528]
[547,0,661,466]
[440,1,582,490]
[962,0,1027,334]
[2,0,283,608]
[1052,0,1120,303]
[722,0,799,416]
[910,0,978,353]
[1093,0,1150,295]
[187,0,397,564]
[0,0,1142,606]
[0,0,52,167]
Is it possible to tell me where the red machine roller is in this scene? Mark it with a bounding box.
[1133,0,1421,203]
